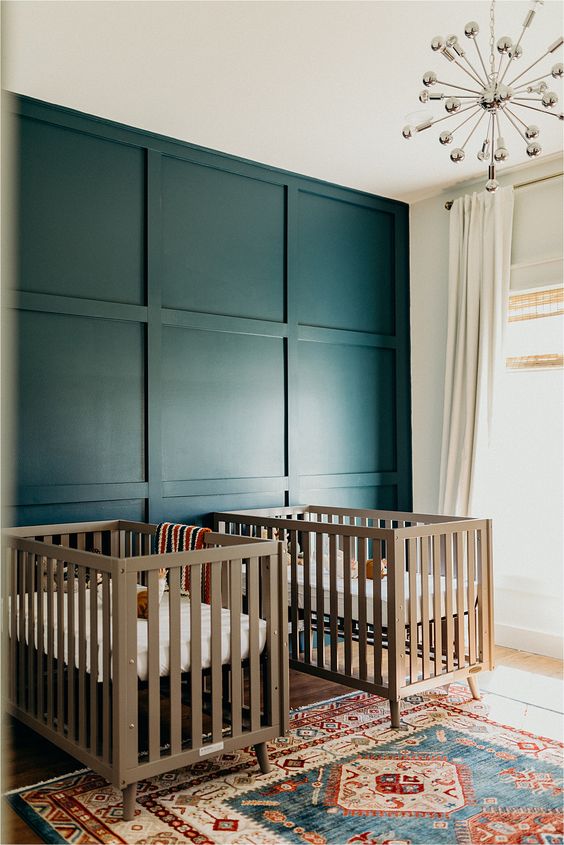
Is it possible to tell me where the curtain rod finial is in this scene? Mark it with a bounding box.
[445,200,454,210]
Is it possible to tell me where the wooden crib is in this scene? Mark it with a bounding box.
[214,505,494,727]
[3,520,289,820]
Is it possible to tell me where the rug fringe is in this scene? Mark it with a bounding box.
[3,767,89,797]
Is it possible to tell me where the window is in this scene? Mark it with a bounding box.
[505,174,563,371]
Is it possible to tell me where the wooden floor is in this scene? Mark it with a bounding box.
[2,646,562,845]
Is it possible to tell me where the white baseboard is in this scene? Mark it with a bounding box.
[495,623,564,660]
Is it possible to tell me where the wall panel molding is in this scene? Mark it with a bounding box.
[9,94,411,526]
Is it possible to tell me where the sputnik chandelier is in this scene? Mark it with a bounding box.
[402,0,563,191]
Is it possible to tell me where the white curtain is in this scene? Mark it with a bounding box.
[438,187,514,516]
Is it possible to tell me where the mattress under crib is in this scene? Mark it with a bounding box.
[10,591,268,682]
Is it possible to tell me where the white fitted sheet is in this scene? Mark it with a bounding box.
[287,566,474,628]
[11,591,268,682]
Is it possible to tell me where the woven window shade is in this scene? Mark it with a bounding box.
[506,353,564,370]
[508,287,564,322]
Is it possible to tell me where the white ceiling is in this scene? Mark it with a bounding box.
[3,0,563,202]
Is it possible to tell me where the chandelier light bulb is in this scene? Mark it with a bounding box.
[464,21,480,39]
[526,141,542,157]
[423,70,438,86]
[497,36,514,54]
[542,90,558,107]
[494,138,509,161]
[508,44,523,60]
[403,0,563,191]
[445,97,462,113]
[477,139,490,160]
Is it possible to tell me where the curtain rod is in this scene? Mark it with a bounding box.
[444,171,563,210]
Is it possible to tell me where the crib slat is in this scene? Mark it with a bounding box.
[190,565,202,750]
[302,533,312,664]
[90,568,98,755]
[467,531,476,665]
[147,568,160,762]
[267,552,279,727]
[329,534,338,672]
[46,558,54,728]
[343,537,353,676]
[56,560,65,735]
[8,549,18,703]
[372,540,383,686]
[358,534,367,681]
[27,553,36,716]
[229,560,242,738]
[432,535,442,676]
[102,573,111,764]
[17,551,26,710]
[78,567,87,747]
[169,566,182,756]
[290,530,299,661]
[408,538,417,683]
[126,573,139,768]
[445,535,455,673]
[211,561,222,743]
[93,531,102,555]
[455,533,465,668]
[477,527,487,665]
[421,538,431,679]
[67,564,76,742]
[248,557,260,734]
[37,554,45,721]
[315,533,325,669]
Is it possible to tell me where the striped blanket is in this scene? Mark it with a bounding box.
[155,522,212,601]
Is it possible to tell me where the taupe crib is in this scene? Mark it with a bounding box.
[214,505,494,727]
[3,520,289,820]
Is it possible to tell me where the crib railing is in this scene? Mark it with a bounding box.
[3,521,288,800]
[214,506,494,708]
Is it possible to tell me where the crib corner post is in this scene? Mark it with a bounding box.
[387,531,406,729]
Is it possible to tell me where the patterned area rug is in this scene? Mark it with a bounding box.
[6,686,563,844]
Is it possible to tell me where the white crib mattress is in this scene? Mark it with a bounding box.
[11,591,268,682]
[287,567,473,627]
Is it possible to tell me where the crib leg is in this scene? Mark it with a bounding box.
[467,675,481,700]
[122,782,137,821]
[390,699,401,729]
[254,742,272,774]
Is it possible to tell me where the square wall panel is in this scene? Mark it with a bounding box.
[298,191,395,334]
[162,327,285,481]
[18,118,145,305]
[298,341,396,476]
[162,157,285,321]
[16,312,145,487]
[7,499,146,529]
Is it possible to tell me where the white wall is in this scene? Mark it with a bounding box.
[410,155,564,659]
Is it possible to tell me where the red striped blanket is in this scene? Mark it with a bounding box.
[155,522,212,601]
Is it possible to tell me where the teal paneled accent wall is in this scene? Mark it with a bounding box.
[9,95,411,527]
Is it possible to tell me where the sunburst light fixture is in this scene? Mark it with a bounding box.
[402,0,563,191]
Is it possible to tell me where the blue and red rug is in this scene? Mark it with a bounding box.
[6,686,563,844]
